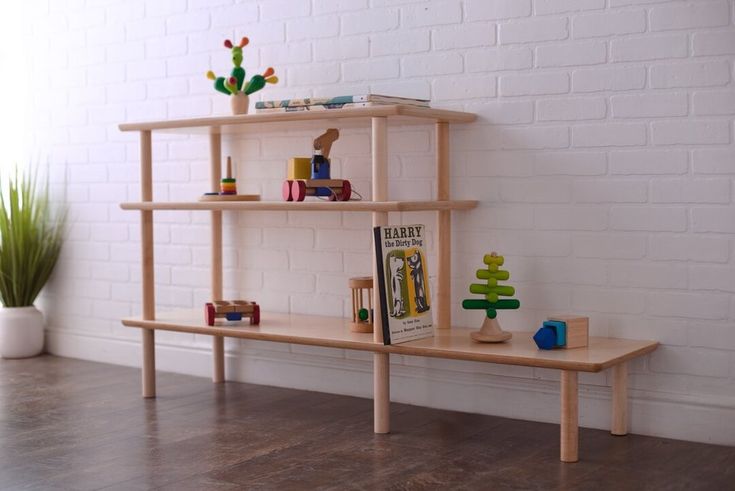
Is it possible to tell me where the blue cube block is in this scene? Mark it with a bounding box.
[225,312,243,321]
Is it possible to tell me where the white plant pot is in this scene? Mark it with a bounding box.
[231,92,249,115]
[0,306,45,359]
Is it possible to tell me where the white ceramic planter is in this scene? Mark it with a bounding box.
[0,306,45,359]
[231,93,249,115]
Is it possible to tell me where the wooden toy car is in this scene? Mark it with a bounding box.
[282,128,352,202]
[205,300,260,326]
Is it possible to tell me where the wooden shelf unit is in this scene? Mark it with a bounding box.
[119,105,657,463]
[119,105,473,431]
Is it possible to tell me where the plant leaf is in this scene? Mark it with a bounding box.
[0,168,67,307]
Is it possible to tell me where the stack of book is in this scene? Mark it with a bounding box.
[254,94,430,113]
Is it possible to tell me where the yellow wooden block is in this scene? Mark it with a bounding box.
[288,157,312,180]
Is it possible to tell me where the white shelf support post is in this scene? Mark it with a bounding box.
[140,130,156,398]
[435,122,451,329]
[372,116,390,434]
[210,131,225,384]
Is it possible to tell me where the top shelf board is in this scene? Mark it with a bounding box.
[120,200,478,212]
[118,105,477,134]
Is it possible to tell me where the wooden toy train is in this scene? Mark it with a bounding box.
[282,128,352,201]
[205,300,260,326]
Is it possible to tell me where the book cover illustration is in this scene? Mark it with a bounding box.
[256,95,365,108]
[256,94,430,109]
[374,224,433,345]
[255,102,373,113]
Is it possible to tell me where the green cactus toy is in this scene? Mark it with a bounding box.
[462,252,520,343]
[206,37,278,114]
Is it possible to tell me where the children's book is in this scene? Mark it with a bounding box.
[255,102,374,113]
[373,224,433,345]
[256,94,430,109]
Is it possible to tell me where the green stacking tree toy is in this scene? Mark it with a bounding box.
[462,252,520,343]
[206,37,278,114]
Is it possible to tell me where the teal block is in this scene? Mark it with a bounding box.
[543,320,567,346]
[556,323,566,346]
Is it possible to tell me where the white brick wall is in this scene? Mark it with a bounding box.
[22,0,735,445]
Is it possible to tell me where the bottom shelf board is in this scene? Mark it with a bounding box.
[122,310,658,372]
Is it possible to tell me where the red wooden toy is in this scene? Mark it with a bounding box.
[205,300,260,326]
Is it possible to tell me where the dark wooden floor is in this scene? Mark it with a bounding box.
[1,356,733,490]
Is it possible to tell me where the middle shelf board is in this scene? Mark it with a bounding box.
[122,309,658,373]
[120,200,478,212]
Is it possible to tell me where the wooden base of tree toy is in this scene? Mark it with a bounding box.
[471,317,511,343]
[533,316,589,350]
[282,129,352,202]
[206,36,278,116]
[349,276,374,333]
[462,252,520,343]
[200,156,261,202]
[205,300,260,326]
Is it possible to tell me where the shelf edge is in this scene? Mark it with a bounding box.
[121,315,658,373]
[118,105,477,132]
[119,200,479,212]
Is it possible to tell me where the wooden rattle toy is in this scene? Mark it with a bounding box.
[533,316,589,350]
[205,300,260,326]
[282,128,353,202]
[462,252,520,343]
[349,276,374,333]
[206,36,278,115]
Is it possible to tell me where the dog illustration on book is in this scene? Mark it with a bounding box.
[388,254,406,318]
[407,250,429,313]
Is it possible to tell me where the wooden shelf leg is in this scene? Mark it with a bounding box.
[561,370,579,463]
[374,353,390,433]
[611,362,628,436]
[435,122,450,329]
[213,336,225,383]
[210,132,225,384]
[142,329,156,398]
[371,116,388,346]
[140,130,156,398]
[371,116,390,433]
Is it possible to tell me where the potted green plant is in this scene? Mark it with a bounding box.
[0,171,65,358]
